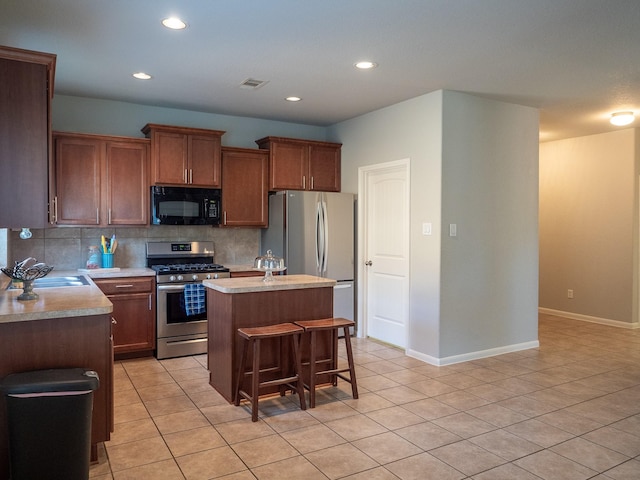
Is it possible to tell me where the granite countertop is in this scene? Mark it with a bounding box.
[0,271,113,324]
[203,274,336,294]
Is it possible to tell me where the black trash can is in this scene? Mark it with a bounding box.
[0,368,99,480]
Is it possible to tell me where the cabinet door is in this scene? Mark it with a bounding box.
[106,141,149,225]
[55,136,101,225]
[153,130,188,185]
[309,144,341,192]
[109,292,155,355]
[269,141,307,190]
[189,134,222,187]
[222,148,269,227]
[0,48,54,229]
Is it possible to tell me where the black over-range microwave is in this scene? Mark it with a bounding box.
[151,186,221,225]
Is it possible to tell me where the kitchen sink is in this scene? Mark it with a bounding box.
[6,275,91,289]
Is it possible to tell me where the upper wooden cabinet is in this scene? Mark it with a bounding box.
[0,46,56,228]
[53,132,149,226]
[142,124,225,187]
[255,136,341,192]
[221,147,269,227]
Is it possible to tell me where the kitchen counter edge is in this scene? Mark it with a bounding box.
[203,274,336,294]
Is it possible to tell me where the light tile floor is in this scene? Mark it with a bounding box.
[90,314,640,479]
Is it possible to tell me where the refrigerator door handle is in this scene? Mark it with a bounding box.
[315,194,329,276]
[321,196,329,275]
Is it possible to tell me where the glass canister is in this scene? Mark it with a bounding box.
[86,246,101,269]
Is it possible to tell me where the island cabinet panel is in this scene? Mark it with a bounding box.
[255,136,341,192]
[142,124,225,187]
[0,314,113,480]
[221,147,269,227]
[0,46,56,228]
[53,132,149,226]
[207,286,334,402]
[94,277,156,357]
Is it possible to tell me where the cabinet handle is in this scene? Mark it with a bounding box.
[311,176,314,190]
[303,175,306,189]
[223,211,227,225]
[148,293,152,311]
[115,284,134,288]
[184,169,188,184]
[53,196,58,224]
[189,169,193,184]
[108,208,112,225]
[111,317,117,324]
[96,208,99,225]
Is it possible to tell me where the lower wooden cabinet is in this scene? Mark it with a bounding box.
[95,277,156,357]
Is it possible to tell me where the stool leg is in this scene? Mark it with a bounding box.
[250,338,261,422]
[235,337,249,406]
[291,333,306,411]
[342,326,358,400]
[308,329,317,408]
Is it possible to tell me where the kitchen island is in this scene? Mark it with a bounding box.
[0,273,113,480]
[204,274,336,403]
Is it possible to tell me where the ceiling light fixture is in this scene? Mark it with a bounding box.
[354,61,377,70]
[285,96,302,102]
[133,72,152,80]
[610,111,635,126]
[162,17,187,29]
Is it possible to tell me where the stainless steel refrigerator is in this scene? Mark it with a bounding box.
[261,190,356,323]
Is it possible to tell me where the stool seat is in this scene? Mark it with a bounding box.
[238,323,304,339]
[294,317,358,408]
[235,322,307,422]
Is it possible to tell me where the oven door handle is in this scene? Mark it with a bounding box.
[157,284,187,292]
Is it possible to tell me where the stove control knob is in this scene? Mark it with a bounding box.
[214,273,219,279]
[169,275,176,282]
[177,275,184,282]
[192,274,198,281]
[205,274,212,280]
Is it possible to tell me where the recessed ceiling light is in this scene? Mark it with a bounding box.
[133,72,152,80]
[286,96,302,102]
[354,61,377,70]
[162,17,187,30]
[610,111,635,126]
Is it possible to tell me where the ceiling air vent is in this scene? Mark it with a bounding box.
[239,78,269,90]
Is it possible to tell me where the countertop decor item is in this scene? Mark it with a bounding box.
[1,257,54,301]
[253,249,286,282]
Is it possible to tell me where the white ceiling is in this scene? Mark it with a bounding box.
[2,0,639,142]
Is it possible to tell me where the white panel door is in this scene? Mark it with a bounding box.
[360,159,410,348]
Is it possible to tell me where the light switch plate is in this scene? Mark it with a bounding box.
[422,222,432,236]
[449,224,457,237]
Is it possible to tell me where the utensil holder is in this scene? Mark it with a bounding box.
[101,253,114,268]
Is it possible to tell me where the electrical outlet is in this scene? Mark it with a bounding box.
[567,289,574,299]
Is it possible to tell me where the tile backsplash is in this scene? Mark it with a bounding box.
[6,226,260,270]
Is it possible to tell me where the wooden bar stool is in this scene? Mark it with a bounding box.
[294,317,358,408]
[234,322,307,422]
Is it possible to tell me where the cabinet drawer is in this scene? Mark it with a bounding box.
[94,277,154,294]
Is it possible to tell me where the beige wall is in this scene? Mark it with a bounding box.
[539,128,638,325]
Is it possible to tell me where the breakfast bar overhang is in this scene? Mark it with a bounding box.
[203,274,336,403]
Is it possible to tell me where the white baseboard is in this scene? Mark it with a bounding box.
[538,307,640,329]
[406,340,540,367]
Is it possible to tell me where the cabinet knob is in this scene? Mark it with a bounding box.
[112,317,117,324]
[365,260,373,266]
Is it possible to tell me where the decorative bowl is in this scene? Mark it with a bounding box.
[1,257,54,300]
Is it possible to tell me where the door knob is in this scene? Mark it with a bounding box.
[365,260,373,266]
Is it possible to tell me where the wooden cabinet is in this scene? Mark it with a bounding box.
[0,46,56,228]
[142,124,225,187]
[230,270,265,278]
[255,136,341,192]
[95,277,156,358]
[221,147,269,227]
[53,132,149,226]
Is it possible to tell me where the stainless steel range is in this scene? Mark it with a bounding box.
[146,241,230,359]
